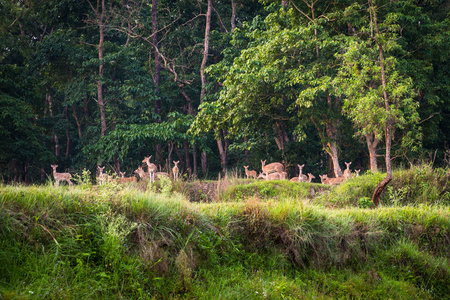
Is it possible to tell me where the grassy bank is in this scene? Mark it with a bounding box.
[1,166,449,299]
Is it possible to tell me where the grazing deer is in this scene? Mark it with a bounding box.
[244,166,257,179]
[142,156,157,183]
[257,172,282,180]
[343,162,352,180]
[261,160,284,175]
[50,165,73,187]
[355,169,361,177]
[172,161,180,181]
[97,166,110,185]
[118,172,137,183]
[307,173,316,183]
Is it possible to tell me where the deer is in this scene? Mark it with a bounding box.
[117,171,137,183]
[319,174,345,185]
[97,166,111,185]
[50,164,73,187]
[244,166,257,179]
[142,156,158,183]
[257,172,282,181]
[319,174,329,184]
[261,160,284,175]
[290,164,307,182]
[172,161,180,181]
[355,169,361,177]
[307,173,316,183]
[134,166,150,180]
[343,162,352,180]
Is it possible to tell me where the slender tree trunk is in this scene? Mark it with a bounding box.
[72,104,83,139]
[152,0,164,164]
[198,0,212,176]
[64,106,70,159]
[183,141,191,176]
[366,133,379,173]
[97,0,107,137]
[369,0,392,206]
[217,131,227,174]
[231,0,236,32]
[47,94,60,157]
[192,144,198,175]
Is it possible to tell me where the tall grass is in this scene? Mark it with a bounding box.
[1,166,449,299]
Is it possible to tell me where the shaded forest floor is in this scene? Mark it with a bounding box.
[1,165,449,299]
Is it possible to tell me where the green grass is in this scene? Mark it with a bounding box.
[1,165,449,299]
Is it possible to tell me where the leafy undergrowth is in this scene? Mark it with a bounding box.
[0,168,449,299]
[314,165,450,208]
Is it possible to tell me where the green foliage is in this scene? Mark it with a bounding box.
[1,177,449,298]
[73,169,93,189]
[358,197,375,209]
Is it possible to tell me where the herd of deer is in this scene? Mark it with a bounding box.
[51,157,360,187]
[244,160,360,185]
[50,156,181,186]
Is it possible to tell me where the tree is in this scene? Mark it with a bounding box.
[335,0,420,206]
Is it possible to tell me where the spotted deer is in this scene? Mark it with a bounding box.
[142,156,158,183]
[118,172,137,183]
[51,165,73,186]
[172,161,180,181]
[244,166,257,179]
[261,160,284,175]
[257,172,282,181]
[343,162,352,180]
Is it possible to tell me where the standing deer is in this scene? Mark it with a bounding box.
[97,166,110,185]
[244,166,257,179]
[50,165,73,187]
[261,160,284,175]
[355,169,361,177]
[290,164,307,182]
[142,156,157,183]
[257,172,282,180]
[173,161,180,181]
[343,162,352,180]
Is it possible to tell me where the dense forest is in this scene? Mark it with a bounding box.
[1,0,449,183]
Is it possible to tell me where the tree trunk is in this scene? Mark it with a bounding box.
[217,134,227,174]
[97,0,107,137]
[72,104,83,139]
[46,93,60,157]
[326,141,342,178]
[64,106,71,159]
[231,0,236,32]
[370,0,392,206]
[366,133,379,173]
[201,151,207,176]
[198,0,212,176]
[183,141,191,175]
[193,144,198,175]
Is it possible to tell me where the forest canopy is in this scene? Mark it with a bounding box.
[0,0,449,183]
